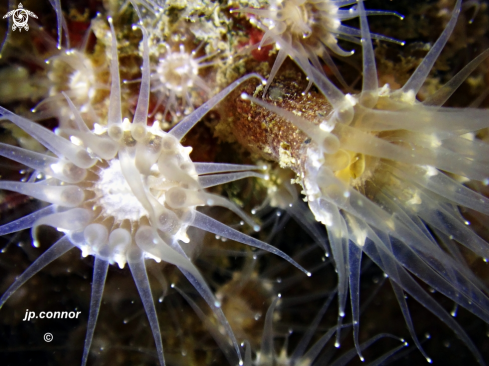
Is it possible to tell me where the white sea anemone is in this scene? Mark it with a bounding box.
[149,42,220,123]
[233,0,403,95]
[0,18,310,366]
[241,0,489,363]
[32,47,106,129]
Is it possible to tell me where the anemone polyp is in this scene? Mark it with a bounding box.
[233,0,403,95]
[151,43,218,122]
[241,0,489,363]
[0,18,311,366]
[32,48,104,129]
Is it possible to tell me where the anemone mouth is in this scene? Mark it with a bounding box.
[94,158,149,222]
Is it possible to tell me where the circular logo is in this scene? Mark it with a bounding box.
[44,333,53,342]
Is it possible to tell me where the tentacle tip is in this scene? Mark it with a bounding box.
[240,93,249,100]
[253,225,260,232]
[306,271,312,277]
[426,358,432,363]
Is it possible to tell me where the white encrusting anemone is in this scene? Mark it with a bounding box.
[31,47,105,129]
[0,17,311,366]
[149,42,220,122]
[232,0,404,95]
[241,0,489,363]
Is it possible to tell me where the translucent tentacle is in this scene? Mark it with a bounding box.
[399,0,462,96]
[107,17,123,141]
[301,326,338,363]
[194,163,265,175]
[262,47,288,97]
[172,285,239,365]
[290,291,336,361]
[191,211,311,276]
[310,199,348,347]
[358,0,378,107]
[202,193,260,231]
[127,246,166,366]
[0,107,97,168]
[423,49,489,106]
[0,142,87,183]
[0,205,56,236]
[0,236,73,308]
[198,171,268,189]
[348,239,364,361]
[168,240,244,366]
[0,181,84,207]
[345,213,486,364]
[260,297,280,361]
[329,334,405,366]
[390,280,432,363]
[169,73,265,141]
[131,24,150,142]
[288,201,330,255]
[81,257,109,366]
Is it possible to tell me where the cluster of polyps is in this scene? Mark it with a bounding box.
[242,0,489,363]
[0,17,310,366]
[233,0,403,95]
